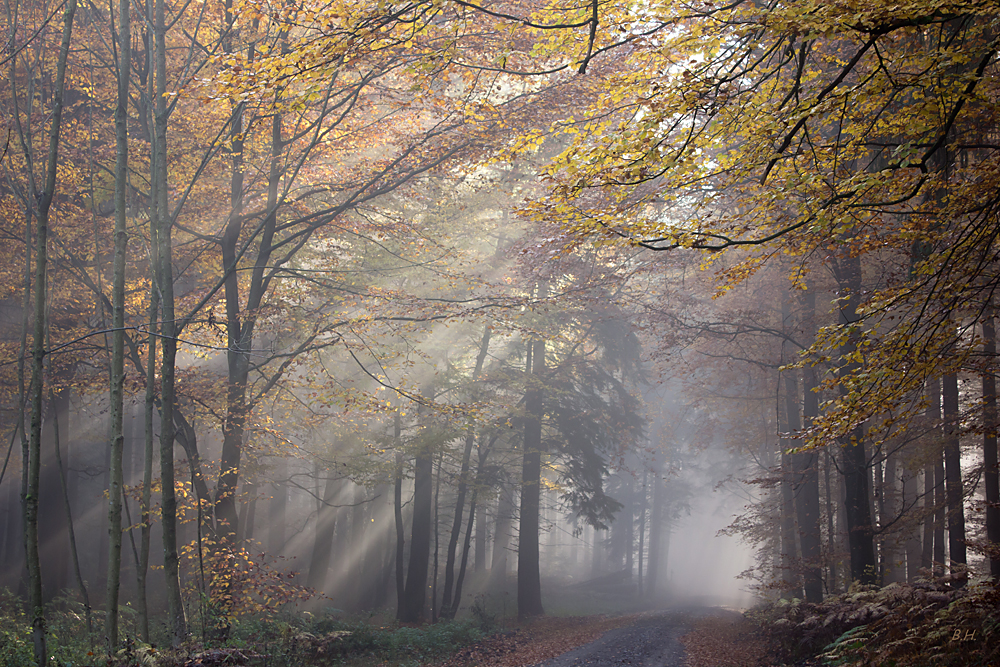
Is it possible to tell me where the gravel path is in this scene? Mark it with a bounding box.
[533,611,711,667]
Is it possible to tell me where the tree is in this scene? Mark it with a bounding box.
[531,0,1000,589]
[13,0,79,661]
[105,0,131,649]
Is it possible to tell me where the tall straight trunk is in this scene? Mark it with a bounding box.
[518,333,545,620]
[881,451,903,583]
[351,481,367,609]
[778,294,800,600]
[154,0,185,639]
[441,431,474,613]
[393,413,405,612]
[636,469,647,592]
[431,454,442,622]
[779,446,801,599]
[448,483,477,619]
[942,372,966,583]
[983,305,1000,580]
[835,254,878,585]
[489,483,514,591]
[921,465,934,572]
[824,449,837,593]
[105,0,131,647]
[23,2,77,661]
[307,473,339,591]
[268,457,287,554]
[934,452,946,574]
[902,461,920,582]
[474,507,487,573]
[646,470,663,598]
[443,327,491,611]
[784,366,822,601]
[924,378,946,575]
[137,281,158,642]
[399,436,433,622]
[136,3,159,638]
[623,482,634,575]
[51,390,91,637]
[446,433,495,620]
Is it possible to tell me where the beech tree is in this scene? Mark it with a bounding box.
[531,0,1000,588]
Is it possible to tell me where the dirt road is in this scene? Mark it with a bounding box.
[534,611,708,667]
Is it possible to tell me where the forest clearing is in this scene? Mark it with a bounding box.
[1,0,999,664]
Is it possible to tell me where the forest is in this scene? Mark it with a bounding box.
[1,0,998,665]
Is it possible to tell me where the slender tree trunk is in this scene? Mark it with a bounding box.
[983,305,1000,580]
[393,413,405,614]
[23,2,77,661]
[779,446,801,599]
[924,378,946,576]
[154,0,185,638]
[942,372,966,584]
[902,462,920,582]
[269,457,287,555]
[351,481,367,610]
[136,246,159,643]
[824,449,837,593]
[920,380,940,573]
[307,473,339,591]
[881,450,903,583]
[442,431,474,613]
[399,441,432,622]
[646,470,662,598]
[834,254,878,585]
[474,492,487,574]
[106,0,131,644]
[490,482,513,592]
[636,468,647,592]
[431,454,442,622]
[518,332,545,620]
[934,451,946,575]
[449,482,478,620]
[446,433,495,620]
[51,390,91,637]
[795,363,824,601]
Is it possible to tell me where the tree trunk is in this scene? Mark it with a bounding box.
[399,408,433,623]
[105,0,131,647]
[393,413,405,613]
[824,449,837,593]
[137,245,159,643]
[881,450,904,583]
[23,2,77,661]
[636,468,647,592]
[441,431,474,613]
[269,457,288,555]
[307,473,340,591]
[51,390,92,638]
[942,371,966,584]
[646,470,663,598]
[490,482,514,592]
[518,334,545,620]
[154,0,185,637]
[834,254,878,585]
[431,453,442,622]
[779,446,801,599]
[983,305,1000,580]
[783,366,821,601]
[351,481,368,610]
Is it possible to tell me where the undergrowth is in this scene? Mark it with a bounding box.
[749,576,1000,666]
[0,589,492,667]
